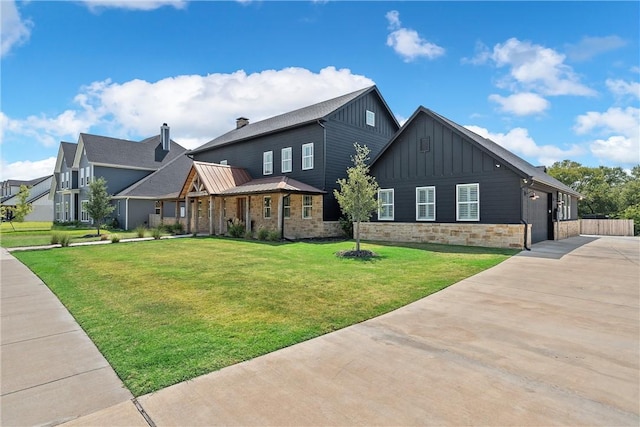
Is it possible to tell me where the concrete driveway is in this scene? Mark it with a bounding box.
[65,235,639,426]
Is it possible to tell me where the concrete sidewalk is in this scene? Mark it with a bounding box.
[0,248,132,426]
[3,236,639,426]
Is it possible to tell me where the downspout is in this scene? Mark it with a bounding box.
[520,177,532,251]
[317,120,326,191]
[125,197,129,231]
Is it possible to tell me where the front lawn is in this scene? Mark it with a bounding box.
[15,238,516,396]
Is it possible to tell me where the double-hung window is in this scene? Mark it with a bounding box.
[85,166,91,184]
[264,196,272,219]
[378,189,394,220]
[282,147,292,173]
[366,110,375,127]
[416,186,436,221]
[263,151,273,175]
[80,168,85,187]
[283,195,291,218]
[302,195,313,218]
[81,200,90,222]
[456,183,479,221]
[302,143,314,170]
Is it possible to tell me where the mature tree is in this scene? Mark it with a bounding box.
[86,177,115,235]
[334,143,379,253]
[13,185,33,222]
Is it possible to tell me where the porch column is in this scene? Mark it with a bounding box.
[184,196,190,233]
[209,195,214,235]
[277,194,283,233]
[160,201,164,223]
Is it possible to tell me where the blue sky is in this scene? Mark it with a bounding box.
[1,0,639,180]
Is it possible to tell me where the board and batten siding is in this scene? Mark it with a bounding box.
[93,166,153,195]
[370,111,523,224]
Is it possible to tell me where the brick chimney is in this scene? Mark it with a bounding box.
[236,117,249,129]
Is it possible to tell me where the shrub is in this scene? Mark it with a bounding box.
[50,233,61,245]
[111,234,120,243]
[135,225,146,238]
[59,234,71,247]
[267,230,281,241]
[227,218,245,238]
[339,216,353,238]
[152,227,162,240]
[257,228,269,241]
[100,234,109,241]
[171,222,184,235]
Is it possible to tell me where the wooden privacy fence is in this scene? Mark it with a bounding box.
[580,219,635,236]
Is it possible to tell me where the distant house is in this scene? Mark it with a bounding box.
[182,86,400,238]
[1,175,54,221]
[361,107,582,248]
[50,124,190,229]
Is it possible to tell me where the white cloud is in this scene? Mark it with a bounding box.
[573,107,640,165]
[606,78,640,99]
[488,92,550,116]
[385,10,445,62]
[0,157,56,181]
[491,38,596,97]
[461,41,490,65]
[2,66,374,150]
[1,0,33,57]
[565,35,626,62]
[79,0,188,11]
[464,125,584,167]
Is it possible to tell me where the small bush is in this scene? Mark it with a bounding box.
[111,234,120,243]
[227,218,246,238]
[59,234,71,247]
[100,234,109,241]
[50,233,61,245]
[152,227,162,240]
[257,228,269,241]
[135,225,146,238]
[171,222,184,235]
[339,216,353,238]
[267,230,281,241]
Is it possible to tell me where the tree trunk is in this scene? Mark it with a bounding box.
[355,220,360,253]
[96,222,101,236]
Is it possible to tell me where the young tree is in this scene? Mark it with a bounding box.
[334,143,379,254]
[13,185,33,222]
[86,177,115,235]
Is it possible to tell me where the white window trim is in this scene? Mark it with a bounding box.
[282,147,292,173]
[85,166,91,185]
[283,195,291,219]
[263,151,273,175]
[416,186,436,221]
[302,195,313,219]
[378,189,394,221]
[366,110,375,127]
[456,183,480,222]
[263,196,272,219]
[80,168,85,187]
[81,200,90,222]
[302,143,314,170]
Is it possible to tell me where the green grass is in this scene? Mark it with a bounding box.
[14,238,516,396]
[0,222,144,248]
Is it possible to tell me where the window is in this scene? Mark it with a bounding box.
[264,196,272,218]
[55,203,61,221]
[303,195,313,219]
[85,166,91,185]
[281,147,292,173]
[302,143,314,170]
[64,201,69,221]
[416,186,436,221]
[180,206,186,218]
[283,195,291,219]
[81,200,90,222]
[80,168,85,187]
[220,160,228,166]
[566,194,571,220]
[378,189,394,220]
[457,183,479,221]
[155,201,161,215]
[366,110,375,127]
[263,151,273,175]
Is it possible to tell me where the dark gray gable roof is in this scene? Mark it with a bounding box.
[61,142,76,167]
[189,86,378,154]
[114,154,193,199]
[81,133,187,170]
[373,106,581,197]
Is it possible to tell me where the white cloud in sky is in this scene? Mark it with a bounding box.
[464,125,584,167]
[2,66,374,150]
[574,107,640,165]
[564,35,627,62]
[385,10,445,62]
[606,78,640,100]
[79,0,188,11]
[0,157,56,181]
[1,0,33,58]
[488,92,550,116]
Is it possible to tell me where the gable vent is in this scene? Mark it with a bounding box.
[161,123,170,151]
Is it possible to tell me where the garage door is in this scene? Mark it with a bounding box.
[529,191,550,243]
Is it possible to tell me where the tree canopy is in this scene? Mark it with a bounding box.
[13,185,34,222]
[86,177,115,235]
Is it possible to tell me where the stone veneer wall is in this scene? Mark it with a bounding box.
[359,222,530,249]
[555,220,580,240]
